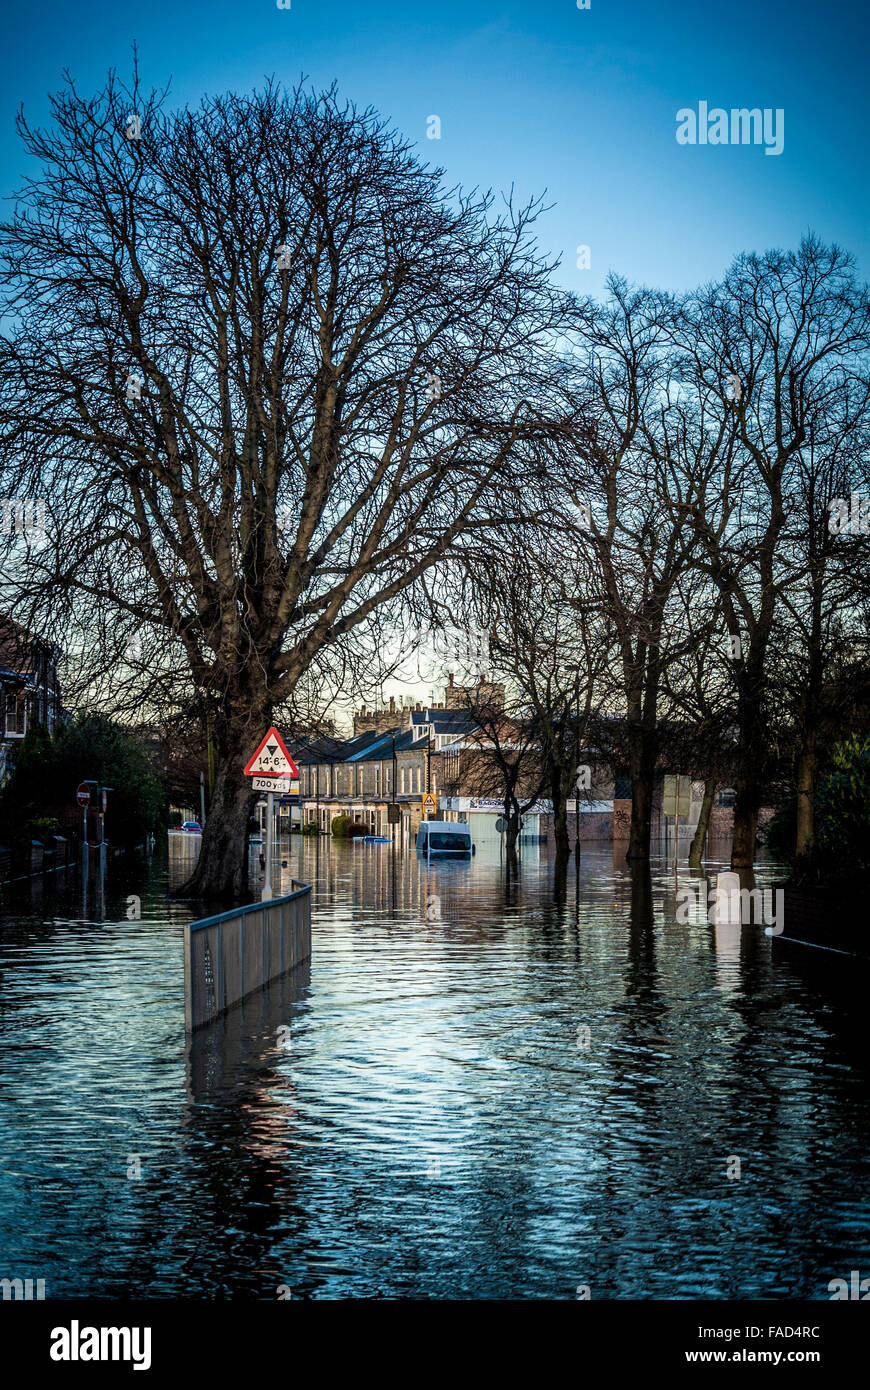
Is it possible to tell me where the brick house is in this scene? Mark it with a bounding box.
[0,614,62,784]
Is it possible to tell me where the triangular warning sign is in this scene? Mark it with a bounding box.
[243,726,300,778]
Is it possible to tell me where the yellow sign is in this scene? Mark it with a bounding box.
[422,793,439,814]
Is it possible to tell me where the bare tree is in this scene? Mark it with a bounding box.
[676,236,870,867]
[0,69,571,899]
[441,679,547,869]
[563,281,708,862]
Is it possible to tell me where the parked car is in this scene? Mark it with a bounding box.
[180,820,202,834]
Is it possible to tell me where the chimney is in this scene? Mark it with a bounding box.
[448,672,454,687]
[389,695,395,713]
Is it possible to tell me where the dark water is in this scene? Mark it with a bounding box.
[1,838,868,1300]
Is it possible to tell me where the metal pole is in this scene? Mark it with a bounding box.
[262,791,274,901]
[574,673,581,858]
[200,770,206,828]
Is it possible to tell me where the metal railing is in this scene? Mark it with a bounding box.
[184,880,312,1032]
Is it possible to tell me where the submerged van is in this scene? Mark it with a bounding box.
[416,820,474,859]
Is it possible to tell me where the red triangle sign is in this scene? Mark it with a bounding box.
[243,726,299,778]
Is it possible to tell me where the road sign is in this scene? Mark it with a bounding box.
[662,775,691,819]
[243,727,300,779]
[252,775,299,794]
[387,803,401,824]
[76,783,91,808]
[422,793,438,815]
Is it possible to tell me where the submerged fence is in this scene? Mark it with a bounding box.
[184,881,312,1032]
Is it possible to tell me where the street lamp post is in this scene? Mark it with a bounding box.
[566,664,582,857]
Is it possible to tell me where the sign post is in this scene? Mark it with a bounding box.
[662,775,691,874]
[99,786,112,875]
[76,783,91,878]
[243,727,300,902]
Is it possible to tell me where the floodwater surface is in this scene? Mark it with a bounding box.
[0,837,868,1299]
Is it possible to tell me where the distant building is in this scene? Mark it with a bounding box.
[294,683,482,840]
[0,614,61,784]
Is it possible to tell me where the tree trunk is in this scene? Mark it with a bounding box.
[794,741,816,860]
[180,697,269,902]
[731,726,761,869]
[730,672,764,870]
[626,727,656,861]
[688,777,717,868]
[551,775,570,861]
[730,782,759,868]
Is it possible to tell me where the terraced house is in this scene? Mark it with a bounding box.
[293,682,482,843]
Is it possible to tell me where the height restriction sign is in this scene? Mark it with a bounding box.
[243,727,300,780]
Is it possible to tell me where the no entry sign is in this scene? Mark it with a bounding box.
[76,783,91,808]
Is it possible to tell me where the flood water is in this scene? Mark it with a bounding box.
[1,835,868,1300]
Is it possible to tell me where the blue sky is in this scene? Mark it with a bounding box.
[0,0,867,300]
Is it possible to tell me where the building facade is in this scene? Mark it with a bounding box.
[0,615,62,784]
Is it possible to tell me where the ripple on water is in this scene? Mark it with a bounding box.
[0,844,868,1299]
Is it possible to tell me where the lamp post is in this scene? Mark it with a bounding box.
[566,664,581,857]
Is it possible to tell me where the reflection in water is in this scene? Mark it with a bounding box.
[0,838,868,1299]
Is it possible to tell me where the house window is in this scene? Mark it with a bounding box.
[401,767,406,795]
[5,695,26,736]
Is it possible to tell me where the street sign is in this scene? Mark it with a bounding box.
[387,803,401,825]
[243,727,300,779]
[76,783,91,808]
[662,775,691,819]
[252,775,298,794]
[422,793,438,815]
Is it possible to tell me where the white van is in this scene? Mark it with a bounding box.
[416,820,474,859]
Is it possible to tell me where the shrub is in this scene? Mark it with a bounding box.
[30,815,60,839]
[763,799,796,862]
[814,734,870,878]
[0,714,165,848]
[331,815,352,838]
[301,821,320,836]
